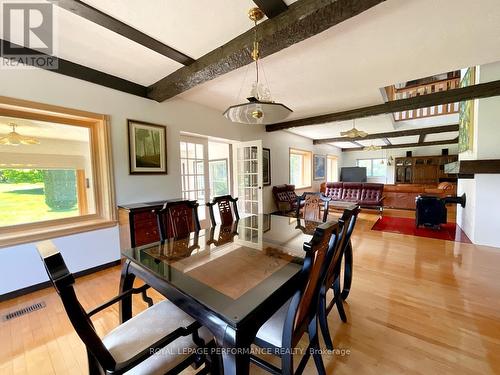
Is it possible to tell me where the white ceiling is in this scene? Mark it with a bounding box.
[388,135,420,145]
[2,0,500,143]
[0,117,90,142]
[425,131,459,142]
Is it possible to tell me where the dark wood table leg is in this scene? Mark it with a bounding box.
[119,260,136,323]
[219,325,254,375]
[341,241,353,300]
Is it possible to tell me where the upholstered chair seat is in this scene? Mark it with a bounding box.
[255,299,292,349]
[103,299,213,375]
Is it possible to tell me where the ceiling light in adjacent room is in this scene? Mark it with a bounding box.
[0,123,40,146]
[340,119,368,138]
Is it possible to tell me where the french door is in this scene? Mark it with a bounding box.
[179,136,209,227]
[233,140,263,217]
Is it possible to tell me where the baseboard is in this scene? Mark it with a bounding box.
[0,259,121,302]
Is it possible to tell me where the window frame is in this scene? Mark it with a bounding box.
[326,155,338,182]
[356,158,387,178]
[289,148,312,189]
[0,96,116,248]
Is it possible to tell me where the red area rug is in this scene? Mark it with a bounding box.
[371,216,471,243]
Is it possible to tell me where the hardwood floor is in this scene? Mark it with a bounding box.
[1,209,499,374]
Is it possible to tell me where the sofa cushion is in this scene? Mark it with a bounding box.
[324,182,343,200]
[361,183,383,204]
[342,183,362,201]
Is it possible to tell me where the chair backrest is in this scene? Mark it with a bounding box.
[206,195,239,226]
[324,206,360,288]
[284,221,340,346]
[155,200,200,241]
[295,192,330,222]
[36,241,116,370]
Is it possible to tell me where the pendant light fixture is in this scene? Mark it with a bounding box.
[363,144,382,151]
[0,123,40,146]
[340,119,368,138]
[223,7,292,125]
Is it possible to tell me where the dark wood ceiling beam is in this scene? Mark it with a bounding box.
[382,138,391,145]
[148,0,386,101]
[342,138,458,152]
[1,40,148,97]
[418,134,426,143]
[253,0,288,18]
[49,0,194,65]
[267,80,500,132]
[313,124,458,144]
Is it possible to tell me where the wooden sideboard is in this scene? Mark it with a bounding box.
[118,199,186,250]
[395,154,458,185]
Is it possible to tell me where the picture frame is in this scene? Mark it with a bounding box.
[263,147,271,186]
[458,67,475,153]
[313,154,326,180]
[128,119,167,174]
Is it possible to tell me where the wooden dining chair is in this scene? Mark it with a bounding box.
[295,193,330,222]
[155,200,201,241]
[206,220,239,246]
[251,221,341,375]
[206,195,239,226]
[318,205,360,350]
[36,241,215,375]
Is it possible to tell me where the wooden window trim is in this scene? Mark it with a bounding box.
[0,96,117,248]
[289,148,312,189]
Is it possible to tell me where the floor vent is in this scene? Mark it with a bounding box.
[3,301,46,321]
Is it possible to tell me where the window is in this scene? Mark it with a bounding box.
[357,158,387,177]
[0,96,116,247]
[289,148,312,189]
[180,140,207,220]
[209,159,229,198]
[326,155,338,181]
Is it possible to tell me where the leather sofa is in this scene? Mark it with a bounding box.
[383,182,456,210]
[272,184,299,212]
[320,182,385,211]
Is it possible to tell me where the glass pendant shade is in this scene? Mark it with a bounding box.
[0,124,40,146]
[223,100,292,125]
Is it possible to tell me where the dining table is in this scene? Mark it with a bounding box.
[119,213,352,374]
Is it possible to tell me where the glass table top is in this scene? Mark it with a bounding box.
[121,214,333,325]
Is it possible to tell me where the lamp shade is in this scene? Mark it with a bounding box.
[223,100,292,125]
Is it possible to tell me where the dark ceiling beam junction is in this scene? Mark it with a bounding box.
[252,0,288,18]
[267,79,500,132]
[148,0,386,102]
[313,124,458,144]
[0,40,148,97]
[49,0,194,66]
[342,138,458,152]
[418,134,426,143]
[382,138,391,145]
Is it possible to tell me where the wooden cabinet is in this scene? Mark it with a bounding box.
[394,154,457,185]
[118,199,186,250]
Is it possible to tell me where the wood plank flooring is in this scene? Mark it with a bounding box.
[1,209,499,374]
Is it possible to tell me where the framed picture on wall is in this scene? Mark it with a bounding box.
[263,148,271,186]
[128,120,167,174]
[458,67,476,153]
[313,154,326,180]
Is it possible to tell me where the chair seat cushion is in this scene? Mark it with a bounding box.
[102,299,212,375]
[255,298,291,348]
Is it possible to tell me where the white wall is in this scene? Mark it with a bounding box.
[457,62,500,248]
[0,67,340,294]
[341,144,459,184]
[0,68,257,295]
